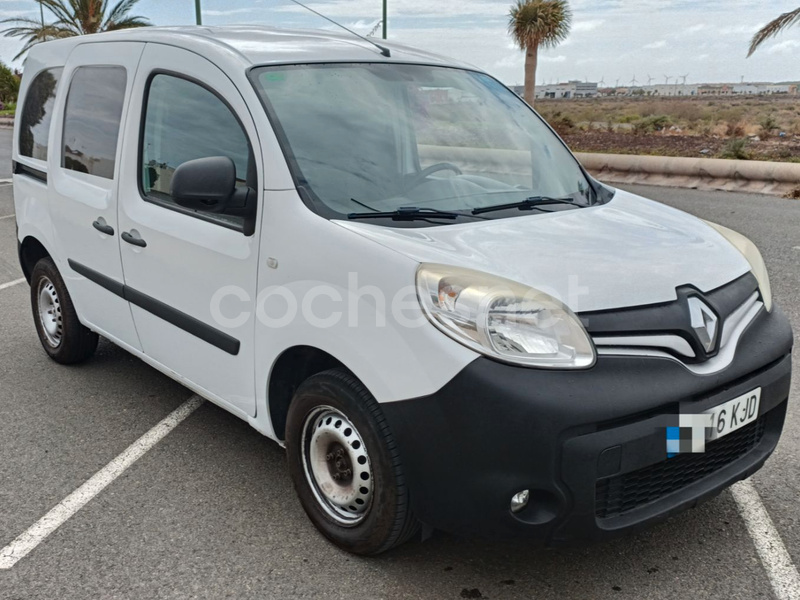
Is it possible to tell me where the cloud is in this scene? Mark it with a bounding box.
[344,19,381,32]
[765,39,800,55]
[274,0,506,19]
[494,55,521,70]
[572,20,605,32]
[718,24,758,35]
[204,8,256,16]
[2,0,798,87]
[540,55,567,63]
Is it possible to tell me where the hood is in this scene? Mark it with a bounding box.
[334,190,751,313]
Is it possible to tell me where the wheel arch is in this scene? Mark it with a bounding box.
[267,345,347,442]
[18,235,53,283]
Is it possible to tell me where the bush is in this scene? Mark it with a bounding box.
[726,120,745,137]
[633,115,671,135]
[0,62,19,105]
[546,112,575,136]
[760,114,778,137]
[721,138,750,160]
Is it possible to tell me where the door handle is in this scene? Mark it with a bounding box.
[92,219,114,236]
[121,230,147,248]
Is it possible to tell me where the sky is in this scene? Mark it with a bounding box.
[0,0,799,85]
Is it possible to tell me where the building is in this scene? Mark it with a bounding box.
[509,81,598,99]
[534,80,598,99]
[643,84,699,97]
[510,80,797,99]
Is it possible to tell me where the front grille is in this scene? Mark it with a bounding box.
[596,418,766,519]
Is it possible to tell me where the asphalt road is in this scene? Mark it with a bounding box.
[0,123,798,598]
[0,128,10,179]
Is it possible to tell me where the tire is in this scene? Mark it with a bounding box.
[30,257,98,365]
[286,368,420,555]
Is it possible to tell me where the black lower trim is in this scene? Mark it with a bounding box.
[13,160,47,183]
[68,259,124,297]
[595,416,767,519]
[67,259,240,356]
[381,305,793,543]
[124,286,240,355]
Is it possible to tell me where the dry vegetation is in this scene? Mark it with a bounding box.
[537,95,800,162]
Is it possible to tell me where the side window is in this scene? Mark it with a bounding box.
[141,74,254,228]
[62,66,127,179]
[19,67,62,161]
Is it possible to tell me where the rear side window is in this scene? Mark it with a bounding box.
[19,67,62,161]
[62,66,127,179]
[140,74,254,228]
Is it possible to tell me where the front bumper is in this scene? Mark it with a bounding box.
[381,305,793,543]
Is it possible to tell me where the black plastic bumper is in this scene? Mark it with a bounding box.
[381,305,793,543]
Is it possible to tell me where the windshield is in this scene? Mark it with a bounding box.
[252,63,596,223]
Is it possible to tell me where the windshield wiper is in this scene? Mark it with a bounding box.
[347,207,480,221]
[472,196,582,215]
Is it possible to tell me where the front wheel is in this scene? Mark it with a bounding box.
[285,368,419,555]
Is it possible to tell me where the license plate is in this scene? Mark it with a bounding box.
[704,388,761,441]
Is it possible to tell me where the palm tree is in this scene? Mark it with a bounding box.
[508,0,572,106]
[2,0,150,60]
[749,7,800,56]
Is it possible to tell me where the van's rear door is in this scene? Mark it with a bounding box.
[49,42,145,350]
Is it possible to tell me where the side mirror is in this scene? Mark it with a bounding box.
[171,156,236,211]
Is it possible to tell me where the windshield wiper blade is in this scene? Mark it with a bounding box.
[347,207,471,221]
[472,196,581,215]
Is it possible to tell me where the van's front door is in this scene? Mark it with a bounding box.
[50,42,145,350]
[116,44,262,417]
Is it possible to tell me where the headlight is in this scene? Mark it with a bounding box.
[705,221,772,312]
[416,264,595,369]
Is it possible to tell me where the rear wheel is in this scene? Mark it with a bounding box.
[30,257,98,364]
[286,368,419,555]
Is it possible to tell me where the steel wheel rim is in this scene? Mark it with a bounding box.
[37,276,63,348]
[301,406,373,526]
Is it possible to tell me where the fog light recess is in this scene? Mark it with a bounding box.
[510,490,530,514]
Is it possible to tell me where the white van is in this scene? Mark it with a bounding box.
[13,26,793,555]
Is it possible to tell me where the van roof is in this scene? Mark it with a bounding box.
[24,25,473,72]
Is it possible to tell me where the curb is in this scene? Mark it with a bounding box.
[576,153,800,196]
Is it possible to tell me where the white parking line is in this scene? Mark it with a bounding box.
[0,395,205,569]
[0,214,14,220]
[732,480,800,600]
[0,277,25,291]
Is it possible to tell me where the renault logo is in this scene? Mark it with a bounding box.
[688,297,719,353]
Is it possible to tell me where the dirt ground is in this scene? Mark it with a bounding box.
[560,130,800,162]
[538,95,800,162]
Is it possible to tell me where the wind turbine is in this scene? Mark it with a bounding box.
[647,74,654,85]
[663,75,672,85]
[680,74,689,85]
[630,75,639,87]
[598,75,606,87]
[615,78,620,88]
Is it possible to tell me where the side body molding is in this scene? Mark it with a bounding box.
[67,259,240,356]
